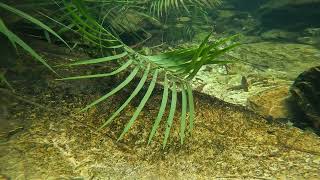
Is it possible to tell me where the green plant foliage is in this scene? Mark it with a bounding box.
[0,71,14,91]
[98,64,152,130]
[163,82,177,148]
[180,88,187,144]
[148,75,169,144]
[0,2,68,75]
[0,2,68,46]
[149,0,221,16]
[58,0,239,147]
[37,0,221,45]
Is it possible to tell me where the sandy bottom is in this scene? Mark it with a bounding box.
[0,82,319,179]
[0,40,319,179]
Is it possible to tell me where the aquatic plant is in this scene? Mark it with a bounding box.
[0,0,238,147]
[40,0,222,43]
[58,0,239,147]
[0,2,69,121]
[0,71,13,91]
[0,2,68,76]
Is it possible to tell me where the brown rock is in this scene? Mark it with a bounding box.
[289,66,320,133]
[247,85,290,120]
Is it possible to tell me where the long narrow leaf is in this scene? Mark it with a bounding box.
[58,60,133,80]
[98,64,151,130]
[0,2,69,48]
[148,74,169,144]
[163,82,177,148]
[0,18,16,50]
[187,84,195,132]
[180,87,187,144]
[0,19,56,74]
[118,69,159,141]
[186,32,212,72]
[0,72,14,91]
[67,51,128,66]
[80,67,139,112]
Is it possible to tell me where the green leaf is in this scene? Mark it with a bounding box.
[186,84,195,132]
[118,69,159,141]
[180,86,187,144]
[98,64,151,130]
[163,82,177,148]
[0,19,57,74]
[0,2,69,48]
[80,66,140,112]
[58,60,133,80]
[0,18,17,50]
[187,31,212,72]
[67,52,128,66]
[0,72,14,91]
[148,74,169,144]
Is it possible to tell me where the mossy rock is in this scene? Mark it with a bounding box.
[289,66,320,134]
[259,0,320,30]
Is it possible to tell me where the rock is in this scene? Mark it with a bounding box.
[212,8,260,35]
[297,28,320,46]
[261,29,298,41]
[193,66,253,106]
[296,36,320,46]
[232,42,320,80]
[192,42,320,106]
[289,66,320,133]
[226,0,268,11]
[217,10,236,19]
[303,27,320,36]
[247,86,290,120]
[259,0,320,30]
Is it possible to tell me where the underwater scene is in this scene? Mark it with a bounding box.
[0,0,320,179]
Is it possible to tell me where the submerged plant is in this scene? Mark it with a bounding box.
[0,2,68,121]
[0,2,68,75]
[58,1,239,147]
[39,0,222,44]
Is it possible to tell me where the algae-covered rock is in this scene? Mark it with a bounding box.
[261,29,298,41]
[213,10,259,35]
[232,42,320,80]
[297,36,320,46]
[304,27,320,36]
[297,28,320,46]
[247,85,290,121]
[193,41,320,107]
[226,0,269,11]
[289,66,320,133]
[259,0,320,30]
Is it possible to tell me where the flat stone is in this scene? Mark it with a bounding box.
[247,85,290,120]
[193,41,320,107]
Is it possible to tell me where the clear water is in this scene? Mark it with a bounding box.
[0,0,319,179]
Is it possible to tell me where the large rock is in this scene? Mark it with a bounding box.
[261,29,298,41]
[289,66,320,133]
[259,0,320,30]
[193,41,320,107]
[232,42,320,80]
[297,28,320,47]
[225,0,269,11]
